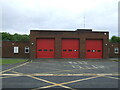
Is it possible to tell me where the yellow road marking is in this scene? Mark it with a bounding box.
[37,84,66,89]
[0,74,21,76]
[11,71,75,90]
[1,71,119,89]
[103,76,120,80]
[60,75,103,85]
[30,76,76,90]
[31,73,119,76]
[38,75,102,89]
[1,73,119,77]
[1,62,29,73]
[0,62,61,73]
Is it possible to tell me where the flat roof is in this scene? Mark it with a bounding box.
[30,29,109,33]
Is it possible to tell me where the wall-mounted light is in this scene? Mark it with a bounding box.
[12,43,14,45]
[104,33,107,35]
[105,44,107,46]
[31,43,34,45]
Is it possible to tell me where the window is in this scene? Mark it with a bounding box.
[38,49,42,51]
[97,50,101,52]
[25,47,29,53]
[14,46,19,53]
[68,49,72,51]
[87,50,90,52]
[63,49,67,51]
[114,47,119,54]
[50,49,53,52]
[44,49,47,51]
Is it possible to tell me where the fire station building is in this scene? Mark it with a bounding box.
[2,29,120,59]
[29,29,109,59]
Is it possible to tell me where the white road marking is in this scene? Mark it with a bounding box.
[99,65,105,68]
[71,65,76,68]
[78,66,83,69]
[68,62,72,64]
[73,62,77,64]
[77,61,82,64]
[77,61,88,64]
[91,65,98,69]
[85,66,91,69]
[84,61,88,64]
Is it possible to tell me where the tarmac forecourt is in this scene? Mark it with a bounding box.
[1,59,119,89]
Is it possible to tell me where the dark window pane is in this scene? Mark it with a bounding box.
[50,49,53,51]
[98,50,101,52]
[38,49,42,51]
[44,49,47,51]
[68,49,72,51]
[87,50,90,52]
[63,49,66,51]
[26,49,29,52]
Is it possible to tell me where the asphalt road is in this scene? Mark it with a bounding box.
[1,58,119,89]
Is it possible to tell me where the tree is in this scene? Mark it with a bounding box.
[19,34,30,41]
[1,32,13,41]
[1,32,30,41]
[110,36,120,43]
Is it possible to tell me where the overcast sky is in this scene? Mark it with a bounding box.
[1,0,119,38]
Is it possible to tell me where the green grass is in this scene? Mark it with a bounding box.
[0,59,28,65]
[112,59,120,62]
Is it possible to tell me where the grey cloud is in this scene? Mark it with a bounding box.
[1,0,119,38]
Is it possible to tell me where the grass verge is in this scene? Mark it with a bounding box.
[0,58,28,65]
[112,59,120,62]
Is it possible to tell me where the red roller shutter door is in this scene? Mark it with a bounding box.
[62,39,80,58]
[86,40,103,59]
[36,39,55,58]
